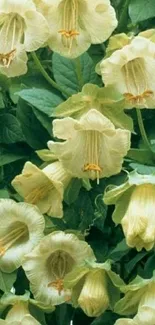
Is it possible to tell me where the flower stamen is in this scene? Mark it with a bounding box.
[48,279,64,295]
[122,58,153,106]
[83,131,102,184]
[58,30,79,38]
[0,49,16,68]
[124,90,154,105]
[59,0,79,51]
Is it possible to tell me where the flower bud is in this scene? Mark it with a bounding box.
[122,184,155,251]
[78,269,109,317]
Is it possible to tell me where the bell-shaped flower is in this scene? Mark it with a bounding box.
[0,293,42,325]
[104,171,155,251]
[0,0,49,75]
[22,231,95,306]
[52,83,133,132]
[64,260,124,317]
[12,161,72,218]
[40,0,117,58]
[115,273,155,325]
[48,109,131,183]
[98,36,155,108]
[0,199,45,273]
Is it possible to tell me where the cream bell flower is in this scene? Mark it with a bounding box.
[11,161,72,218]
[0,293,41,325]
[104,171,155,251]
[41,0,117,58]
[22,231,95,306]
[64,260,124,317]
[0,0,49,75]
[52,83,133,132]
[99,36,155,108]
[115,274,155,325]
[0,199,45,273]
[48,109,131,183]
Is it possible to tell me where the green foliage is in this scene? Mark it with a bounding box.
[129,0,155,23]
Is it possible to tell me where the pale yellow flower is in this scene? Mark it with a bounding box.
[99,36,155,108]
[12,161,72,218]
[0,294,41,325]
[48,109,131,183]
[40,0,117,58]
[22,231,95,306]
[0,199,45,273]
[115,277,155,325]
[104,171,155,251]
[0,0,49,76]
[78,269,109,317]
[134,282,155,325]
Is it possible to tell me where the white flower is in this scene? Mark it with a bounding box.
[0,294,41,325]
[41,0,117,58]
[22,231,95,305]
[78,269,109,317]
[0,0,49,75]
[48,109,131,183]
[99,36,155,108]
[12,161,72,218]
[104,171,155,251]
[0,199,45,273]
[134,282,155,325]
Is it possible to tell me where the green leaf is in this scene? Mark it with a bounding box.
[0,114,24,144]
[108,239,130,262]
[17,99,50,149]
[0,271,17,292]
[144,255,155,278]
[18,88,63,116]
[52,52,101,96]
[64,178,82,205]
[0,147,27,167]
[129,0,155,23]
[125,251,148,275]
[91,311,118,325]
[0,92,4,109]
[127,148,154,164]
[32,107,52,135]
[0,189,10,198]
[130,162,155,174]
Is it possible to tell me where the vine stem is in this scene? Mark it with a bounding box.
[136,109,153,153]
[31,52,71,97]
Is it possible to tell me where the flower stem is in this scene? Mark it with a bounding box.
[31,52,71,97]
[136,109,153,153]
[117,0,130,32]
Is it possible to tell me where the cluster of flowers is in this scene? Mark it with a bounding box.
[1,0,155,323]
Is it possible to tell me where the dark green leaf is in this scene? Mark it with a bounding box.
[0,114,24,144]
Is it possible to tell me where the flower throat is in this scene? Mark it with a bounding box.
[59,0,79,50]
